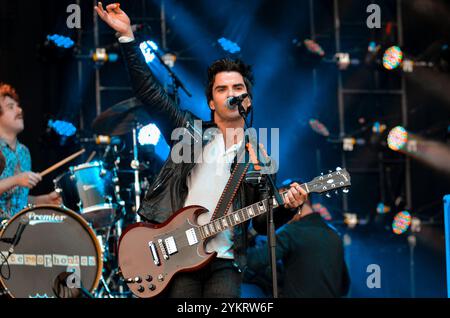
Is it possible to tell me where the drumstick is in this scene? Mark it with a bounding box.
[86,151,97,163]
[39,149,86,177]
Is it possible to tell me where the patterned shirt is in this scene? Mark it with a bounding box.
[0,139,31,218]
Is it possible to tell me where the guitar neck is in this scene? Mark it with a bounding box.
[198,183,310,239]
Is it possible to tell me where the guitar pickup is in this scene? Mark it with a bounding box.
[148,241,160,266]
[164,236,178,255]
[185,228,198,246]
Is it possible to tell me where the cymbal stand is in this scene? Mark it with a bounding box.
[131,125,141,222]
[110,145,127,296]
[111,144,126,238]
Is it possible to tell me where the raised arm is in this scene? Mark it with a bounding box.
[94,2,133,38]
[94,2,187,143]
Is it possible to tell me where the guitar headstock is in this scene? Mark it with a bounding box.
[307,167,351,195]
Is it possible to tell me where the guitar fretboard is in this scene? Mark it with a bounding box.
[198,183,309,239]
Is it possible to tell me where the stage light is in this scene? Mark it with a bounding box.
[304,39,325,57]
[344,213,358,229]
[387,126,450,174]
[376,202,391,214]
[343,137,365,151]
[47,34,74,49]
[218,38,241,54]
[139,41,159,63]
[48,119,77,137]
[372,122,387,134]
[291,38,325,67]
[312,203,332,221]
[383,46,403,70]
[335,53,351,70]
[92,48,119,63]
[309,119,330,137]
[364,41,383,66]
[39,34,75,62]
[387,126,408,151]
[138,123,161,146]
[368,41,378,53]
[392,211,412,235]
[46,119,77,147]
[162,52,177,68]
[411,217,421,233]
[402,59,414,73]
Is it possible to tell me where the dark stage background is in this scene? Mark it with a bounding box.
[1,0,449,297]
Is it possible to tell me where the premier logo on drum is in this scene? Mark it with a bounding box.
[27,212,67,226]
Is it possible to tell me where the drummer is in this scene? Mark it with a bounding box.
[0,82,61,219]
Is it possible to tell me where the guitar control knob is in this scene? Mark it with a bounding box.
[145,275,153,282]
[157,274,164,282]
[137,285,145,293]
[125,278,134,284]
[134,276,142,283]
[148,284,156,291]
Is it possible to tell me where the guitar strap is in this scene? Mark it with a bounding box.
[210,140,260,221]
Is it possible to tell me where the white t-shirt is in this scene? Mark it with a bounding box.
[183,133,242,259]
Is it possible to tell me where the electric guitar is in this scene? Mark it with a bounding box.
[118,168,351,298]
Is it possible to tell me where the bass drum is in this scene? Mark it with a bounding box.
[0,205,102,298]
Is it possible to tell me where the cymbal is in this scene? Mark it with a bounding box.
[92,98,151,136]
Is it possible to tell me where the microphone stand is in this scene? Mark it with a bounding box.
[144,41,192,99]
[237,103,251,130]
[237,100,282,298]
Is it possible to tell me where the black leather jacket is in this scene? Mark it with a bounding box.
[120,40,294,270]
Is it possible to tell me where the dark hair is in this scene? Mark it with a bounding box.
[0,83,20,116]
[205,58,254,121]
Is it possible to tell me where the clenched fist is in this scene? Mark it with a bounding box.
[14,171,42,189]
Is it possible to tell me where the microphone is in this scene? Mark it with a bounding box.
[225,93,249,110]
[8,214,29,255]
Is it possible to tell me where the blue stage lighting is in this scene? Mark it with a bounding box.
[138,123,161,146]
[47,34,74,49]
[48,119,77,137]
[218,37,240,54]
[139,41,159,63]
[108,53,119,62]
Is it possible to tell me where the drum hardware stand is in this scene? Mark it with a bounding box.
[96,145,128,298]
[0,288,9,297]
[95,218,126,298]
[96,263,129,298]
[96,274,114,298]
[79,286,95,298]
[111,149,126,239]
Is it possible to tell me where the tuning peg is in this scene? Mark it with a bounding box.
[334,190,339,195]
[328,170,332,173]
[325,193,331,198]
[336,167,342,171]
[342,188,349,194]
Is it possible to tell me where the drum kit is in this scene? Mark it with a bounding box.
[0,98,162,298]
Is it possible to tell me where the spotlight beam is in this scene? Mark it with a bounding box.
[388,126,450,175]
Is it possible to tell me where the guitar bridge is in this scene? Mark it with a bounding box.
[158,239,169,260]
[148,241,160,266]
